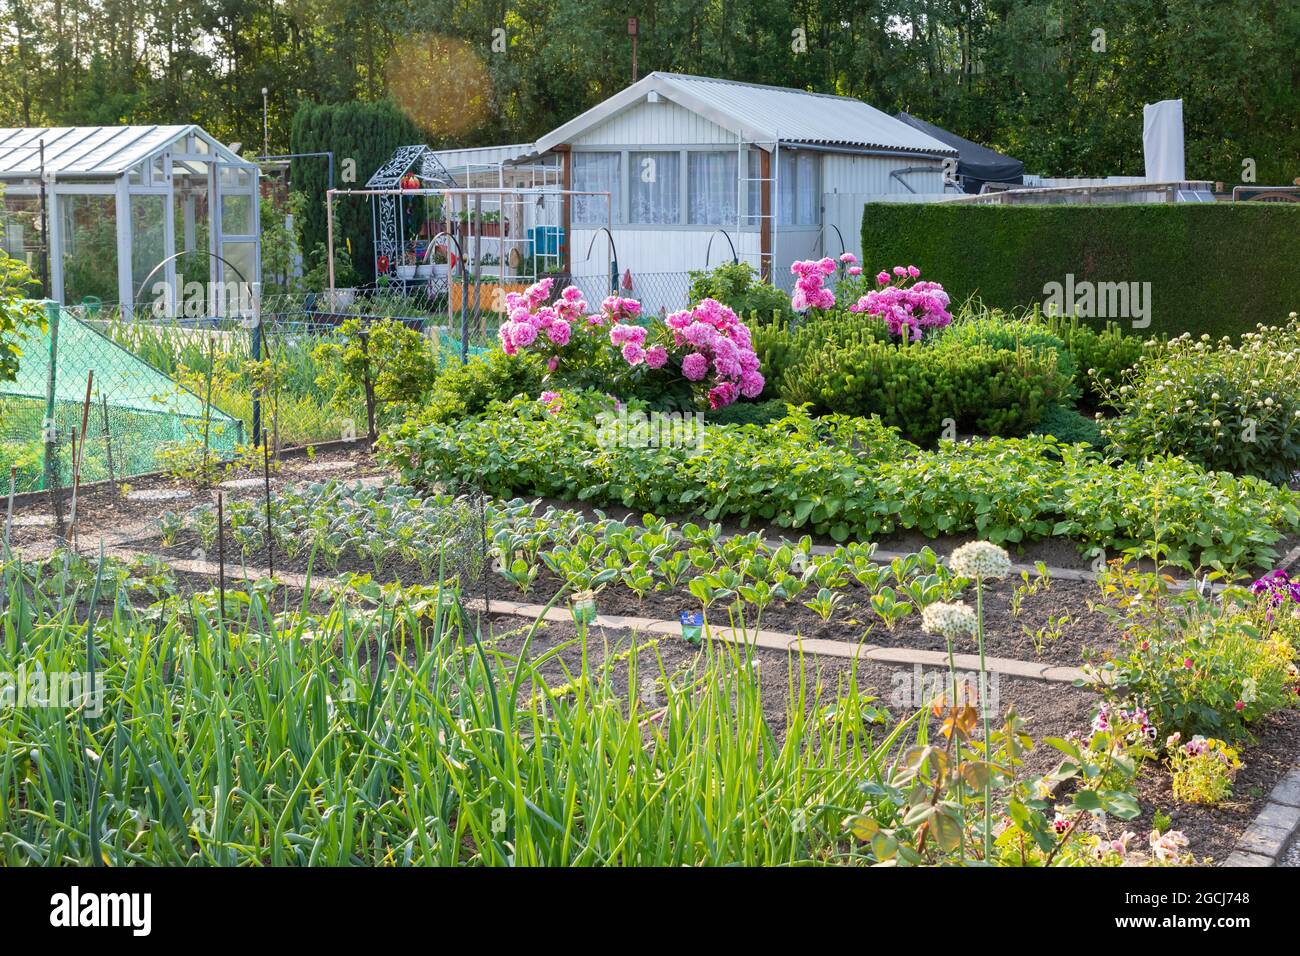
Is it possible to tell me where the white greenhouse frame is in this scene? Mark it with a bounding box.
[0,125,261,316]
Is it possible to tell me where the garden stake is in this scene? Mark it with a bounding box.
[3,466,14,557]
[66,371,94,552]
[263,439,274,580]
[99,394,115,485]
[0,466,14,614]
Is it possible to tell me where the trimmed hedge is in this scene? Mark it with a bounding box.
[860,203,1300,339]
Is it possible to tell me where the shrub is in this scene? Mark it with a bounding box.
[1,251,44,385]
[749,320,796,397]
[419,349,545,426]
[312,318,441,430]
[942,314,1080,398]
[860,201,1300,340]
[1099,318,1300,483]
[379,403,1300,570]
[688,261,794,327]
[1027,311,1146,404]
[1031,404,1103,451]
[498,279,764,411]
[703,398,788,427]
[778,320,1072,443]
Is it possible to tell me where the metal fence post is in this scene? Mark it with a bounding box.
[251,316,263,447]
[40,300,61,493]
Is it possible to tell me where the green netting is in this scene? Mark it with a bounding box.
[1,302,244,494]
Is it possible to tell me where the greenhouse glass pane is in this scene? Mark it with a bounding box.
[131,194,168,305]
[60,194,119,304]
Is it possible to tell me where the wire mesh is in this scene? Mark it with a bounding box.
[1,304,244,494]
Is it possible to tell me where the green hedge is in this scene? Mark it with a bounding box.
[860,203,1300,339]
[290,101,427,284]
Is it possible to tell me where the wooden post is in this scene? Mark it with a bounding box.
[556,145,573,275]
[759,148,773,281]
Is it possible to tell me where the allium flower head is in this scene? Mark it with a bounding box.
[920,601,978,639]
[949,541,1012,580]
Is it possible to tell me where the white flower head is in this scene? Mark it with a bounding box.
[949,541,1012,580]
[921,601,978,640]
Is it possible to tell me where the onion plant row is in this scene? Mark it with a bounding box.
[0,553,908,866]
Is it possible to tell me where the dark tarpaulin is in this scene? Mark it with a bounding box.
[895,112,1024,194]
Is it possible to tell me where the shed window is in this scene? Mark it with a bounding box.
[688,151,737,224]
[572,152,621,225]
[779,152,819,226]
[629,151,680,224]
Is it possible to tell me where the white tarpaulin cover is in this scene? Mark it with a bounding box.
[1143,99,1186,182]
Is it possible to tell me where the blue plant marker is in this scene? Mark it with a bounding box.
[680,610,703,645]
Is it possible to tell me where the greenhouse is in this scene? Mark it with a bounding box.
[0,125,261,315]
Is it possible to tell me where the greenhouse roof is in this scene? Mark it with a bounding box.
[0,125,247,179]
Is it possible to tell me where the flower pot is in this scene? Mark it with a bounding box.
[433,262,449,281]
[415,263,433,278]
[679,611,704,645]
[396,265,417,280]
[570,589,598,625]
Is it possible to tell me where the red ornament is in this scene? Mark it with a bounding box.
[376,255,390,273]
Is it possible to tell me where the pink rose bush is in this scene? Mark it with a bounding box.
[848,265,952,341]
[497,278,762,409]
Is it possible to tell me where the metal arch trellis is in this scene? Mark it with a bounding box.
[367,146,460,274]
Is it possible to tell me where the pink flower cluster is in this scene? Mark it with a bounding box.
[839,252,863,276]
[599,295,642,326]
[610,321,667,368]
[499,278,585,354]
[790,258,837,312]
[665,298,764,408]
[849,265,952,341]
[1091,702,1157,742]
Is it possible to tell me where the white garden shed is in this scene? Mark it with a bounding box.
[532,72,958,298]
[0,125,260,314]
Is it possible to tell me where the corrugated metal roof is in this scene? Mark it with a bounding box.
[534,73,957,157]
[656,74,957,155]
[433,144,540,168]
[0,125,242,178]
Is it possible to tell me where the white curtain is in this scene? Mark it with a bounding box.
[688,151,737,224]
[629,151,680,224]
[778,151,819,225]
[572,152,621,225]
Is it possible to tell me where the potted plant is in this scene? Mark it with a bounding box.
[431,246,450,281]
[415,242,434,278]
[396,251,417,280]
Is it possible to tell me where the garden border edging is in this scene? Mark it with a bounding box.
[88,549,1090,686]
[1219,762,1300,866]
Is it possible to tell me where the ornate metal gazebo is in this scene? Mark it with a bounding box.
[365,145,458,276]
